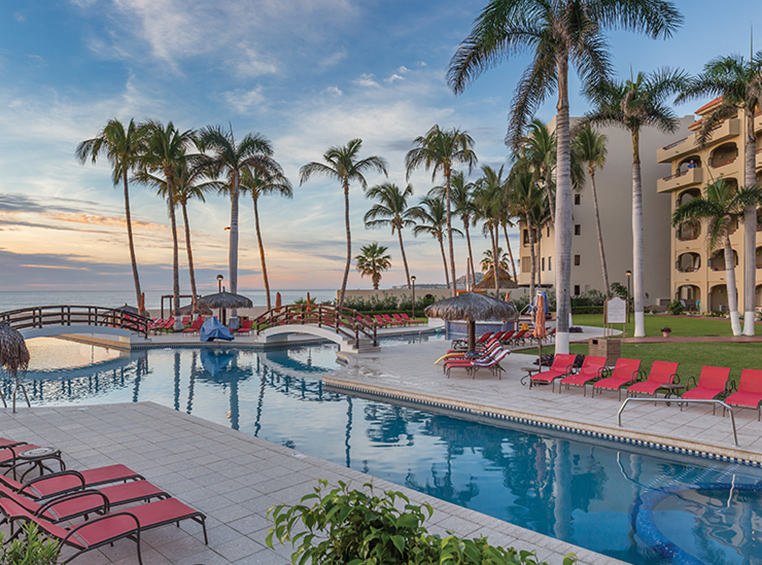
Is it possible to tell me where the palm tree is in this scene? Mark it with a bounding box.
[672,179,762,335]
[239,167,292,310]
[471,178,502,297]
[76,118,145,309]
[478,165,512,293]
[507,169,545,300]
[300,139,388,309]
[677,52,762,335]
[585,68,687,337]
[480,247,509,273]
[572,123,610,297]
[405,125,477,297]
[448,0,682,352]
[138,120,196,331]
[520,119,557,225]
[410,196,462,289]
[364,183,416,289]
[355,243,392,290]
[196,125,276,324]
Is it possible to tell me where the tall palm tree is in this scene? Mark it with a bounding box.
[521,119,557,225]
[572,123,610,297]
[300,139,388,309]
[239,167,292,310]
[405,125,477,297]
[76,118,146,309]
[138,120,196,331]
[677,52,762,335]
[673,179,762,336]
[448,0,682,352]
[196,125,276,324]
[585,68,687,337]
[410,196,462,289]
[478,165,511,293]
[508,169,545,300]
[480,247,509,272]
[364,183,416,289]
[355,243,392,290]
[471,178,502,297]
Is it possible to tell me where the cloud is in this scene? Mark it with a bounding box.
[321,86,342,97]
[232,42,278,78]
[223,87,267,114]
[353,73,379,88]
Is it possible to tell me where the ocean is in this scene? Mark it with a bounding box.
[0,289,337,313]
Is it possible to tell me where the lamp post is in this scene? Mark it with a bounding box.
[411,276,417,319]
[217,274,224,293]
[625,270,632,325]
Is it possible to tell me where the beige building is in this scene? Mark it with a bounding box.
[658,99,762,312]
[517,116,693,304]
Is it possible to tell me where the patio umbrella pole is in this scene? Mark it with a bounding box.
[468,320,476,353]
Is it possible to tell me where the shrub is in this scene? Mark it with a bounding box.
[667,301,684,316]
[267,480,577,565]
[0,522,60,564]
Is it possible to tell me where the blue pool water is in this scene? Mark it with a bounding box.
[9,337,762,564]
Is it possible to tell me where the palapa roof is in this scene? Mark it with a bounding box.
[197,291,253,309]
[178,303,213,316]
[474,265,517,290]
[425,292,518,321]
[0,322,30,377]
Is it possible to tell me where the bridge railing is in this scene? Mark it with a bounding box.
[252,304,377,348]
[0,305,150,337]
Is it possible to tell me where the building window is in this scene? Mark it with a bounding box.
[521,257,531,272]
[523,230,529,245]
[574,224,581,236]
[541,257,545,271]
[574,285,580,296]
[574,194,581,205]
[574,254,580,266]
[547,227,550,237]
[548,257,552,270]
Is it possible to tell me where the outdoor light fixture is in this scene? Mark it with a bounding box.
[411,276,417,319]
[217,274,224,293]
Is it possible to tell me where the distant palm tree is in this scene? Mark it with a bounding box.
[196,125,276,324]
[355,243,392,290]
[585,68,687,337]
[677,52,762,335]
[520,119,557,225]
[239,166,292,310]
[508,169,545,300]
[76,118,146,309]
[480,247,509,273]
[471,179,502,297]
[672,179,762,336]
[572,123,610,297]
[300,139,388,309]
[364,183,416,289]
[405,125,477,296]
[477,165,510,294]
[410,196,462,289]
[448,0,682,353]
[138,120,196,331]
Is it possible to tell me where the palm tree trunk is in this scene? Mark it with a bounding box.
[527,214,536,301]
[167,176,182,331]
[445,168,457,296]
[438,234,450,289]
[544,164,556,227]
[464,220,476,290]
[122,171,142,309]
[396,226,411,290]
[743,108,757,335]
[554,53,572,353]
[229,170,240,324]
[589,166,611,297]
[253,195,272,310]
[338,180,352,310]
[725,236,743,336]
[491,225,499,297]
[181,201,197,313]
[631,131,645,338]
[502,222,517,282]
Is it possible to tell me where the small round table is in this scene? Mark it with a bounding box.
[658,383,685,406]
[15,447,65,481]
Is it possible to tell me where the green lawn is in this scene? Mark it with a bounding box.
[570,313,737,338]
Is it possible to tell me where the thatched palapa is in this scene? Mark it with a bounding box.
[474,266,517,290]
[178,303,213,316]
[0,322,30,378]
[197,291,253,310]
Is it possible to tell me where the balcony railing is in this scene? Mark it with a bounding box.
[710,157,737,168]
[678,232,700,241]
[677,266,699,273]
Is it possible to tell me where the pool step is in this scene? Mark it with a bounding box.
[347,338,380,354]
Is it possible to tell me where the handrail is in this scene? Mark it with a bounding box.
[617,397,738,447]
[0,305,150,337]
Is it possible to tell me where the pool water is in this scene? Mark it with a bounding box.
[8,338,762,564]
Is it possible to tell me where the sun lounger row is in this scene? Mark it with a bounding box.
[0,437,207,563]
[371,314,425,327]
[450,327,554,351]
[441,339,511,379]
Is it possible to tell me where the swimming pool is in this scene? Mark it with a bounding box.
[9,338,762,564]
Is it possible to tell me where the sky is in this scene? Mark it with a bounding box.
[0,0,760,295]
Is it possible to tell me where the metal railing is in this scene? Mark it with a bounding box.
[0,305,150,337]
[617,397,738,447]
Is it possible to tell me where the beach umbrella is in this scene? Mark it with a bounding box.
[533,292,547,372]
[0,322,31,412]
[275,292,282,309]
[425,292,518,352]
[139,293,147,316]
[177,303,213,316]
[197,291,253,310]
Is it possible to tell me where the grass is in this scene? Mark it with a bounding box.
[571,313,736,338]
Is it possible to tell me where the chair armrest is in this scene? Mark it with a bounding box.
[36,489,110,518]
[20,470,86,497]
[62,511,140,546]
[597,366,610,378]
[726,380,737,394]
[564,363,575,375]
[686,375,697,388]
[669,373,680,384]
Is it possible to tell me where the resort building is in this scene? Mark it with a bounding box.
[658,99,762,313]
[516,116,693,304]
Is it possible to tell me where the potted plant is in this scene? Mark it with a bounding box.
[661,326,672,338]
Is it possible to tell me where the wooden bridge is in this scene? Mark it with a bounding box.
[252,304,378,352]
[0,305,151,339]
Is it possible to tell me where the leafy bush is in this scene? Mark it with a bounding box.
[0,522,60,564]
[342,294,438,315]
[609,282,628,300]
[667,301,684,316]
[267,480,577,565]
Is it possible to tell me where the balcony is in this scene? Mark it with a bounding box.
[757,148,762,170]
[657,167,703,193]
[657,118,741,163]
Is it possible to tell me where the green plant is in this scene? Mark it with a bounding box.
[609,282,628,300]
[0,522,60,564]
[661,326,672,333]
[667,301,684,316]
[267,480,577,565]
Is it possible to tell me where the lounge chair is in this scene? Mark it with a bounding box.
[374,315,388,327]
[681,366,732,414]
[544,327,557,342]
[592,358,642,400]
[497,330,515,344]
[182,316,205,334]
[0,464,145,500]
[529,353,577,391]
[451,332,493,351]
[509,328,529,346]
[441,340,504,372]
[445,348,510,379]
[627,361,680,398]
[392,314,407,326]
[382,314,405,326]
[181,316,191,326]
[559,356,608,396]
[400,314,425,325]
[724,369,762,420]
[237,319,253,334]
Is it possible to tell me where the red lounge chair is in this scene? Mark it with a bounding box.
[544,327,557,342]
[725,369,762,420]
[498,330,515,344]
[382,314,404,326]
[445,348,510,379]
[592,358,642,400]
[237,319,253,334]
[510,328,529,346]
[559,356,608,396]
[442,340,504,373]
[627,361,680,398]
[182,316,205,334]
[529,353,577,391]
[681,366,732,414]
[0,465,144,500]
[374,315,388,326]
[181,316,191,326]
[400,314,424,325]
[451,331,493,351]
[392,314,407,326]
